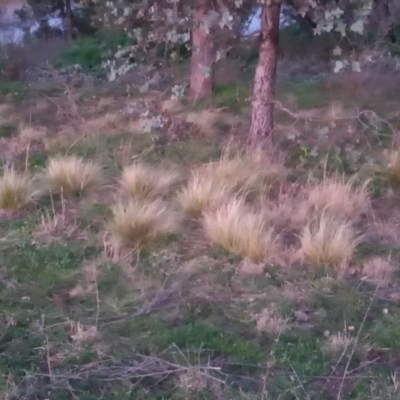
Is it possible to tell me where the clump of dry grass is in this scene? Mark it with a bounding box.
[119,163,179,200]
[186,109,238,136]
[19,124,47,142]
[177,171,233,218]
[44,156,103,196]
[82,112,123,134]
[362,256,395,287]
[177,154,283,218]
[262,190,309,231]
[209,154,284,191]
[380,149,400,185]
[306,175,369,221]
[202,198,276,262]
[255,307,290,334]
[300,215,361,270]
[0,167,35,211]
[323,332,357,356]
[108,199,179,250]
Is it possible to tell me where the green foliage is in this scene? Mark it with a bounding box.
[0,80,27,101]
[56,29,132,69]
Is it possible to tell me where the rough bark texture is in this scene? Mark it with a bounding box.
[65,0,73,41]
[189,8,216,100]
[249,0,282,155]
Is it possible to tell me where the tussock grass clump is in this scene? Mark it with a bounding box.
[380,149,400,185]
[362,256,394,287]
[0,167,35,211]
[177,171,233,218]
[210,154,284,191]
[82,112,122,133]
[108,199,179,250]
[120,163,179,200]
[19,124,47,142]
[178,154,283,218]
[300,215,361,269]
[203,198,276,262]
[306,175,369,221]
[44,156,103,196]
[323,332,357,356]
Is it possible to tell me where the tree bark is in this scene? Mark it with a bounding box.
[189,8,216,99]
[65,0,73,41]
[369,0,396,43]
[249,0,282,154]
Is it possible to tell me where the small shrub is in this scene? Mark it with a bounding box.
[0,167,35,211]
[108,199,179,250]
[44,155,103,196]
[300,215,361,270]
[362,256,394,287]
[306,175,369,221]
[120,163,179,200]
[202,198,276,262]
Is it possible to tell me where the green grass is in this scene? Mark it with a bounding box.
[0,80,27,101]
[55,29,133,69]
[1,76,400,400]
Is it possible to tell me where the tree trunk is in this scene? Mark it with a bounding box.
[189,8,216,99]
[369,0,394,42]
[65,0,73,41]
[249,0,282,154]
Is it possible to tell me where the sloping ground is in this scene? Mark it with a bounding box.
[0,72,399,399]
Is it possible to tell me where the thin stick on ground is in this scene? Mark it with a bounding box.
[336,286,378,400]
[289,364,311,400]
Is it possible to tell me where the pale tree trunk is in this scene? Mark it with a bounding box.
[189,8,216,99]
[65,0,73,41]
[249,0,282,155]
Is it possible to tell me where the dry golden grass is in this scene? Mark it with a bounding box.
[306,175,369,221]
[186,109,231,136]
[202,198,276,262]
[108,199,179,250]
[300,215,361,270]
[177,171,233,218]
[381,149,400,185]
[255,308,290,334]
[19,124,47,142]
[323,332,357,355]
[119,163,179,200]
[262,190,309,231]
[362,256,394,287]
[44,156,103,196]
[178,154,283,218]
[208,154,284,191]
[81,112,123,134]
[0,167,35,211]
